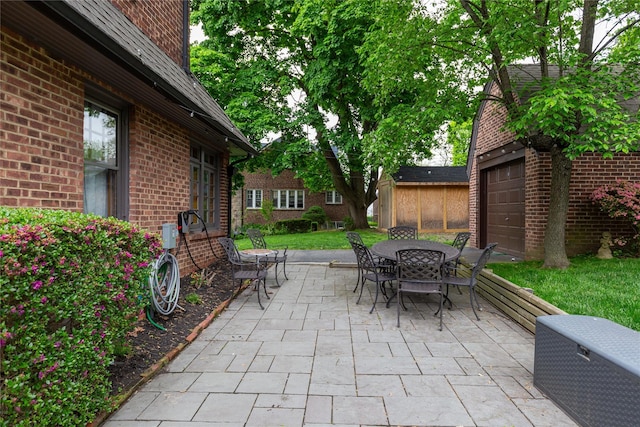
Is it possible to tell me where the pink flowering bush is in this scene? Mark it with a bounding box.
[590,180,640,256]
[0,208,162,426]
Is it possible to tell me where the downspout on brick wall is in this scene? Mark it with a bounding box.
[182,0,189,72]
[227,155,252,237]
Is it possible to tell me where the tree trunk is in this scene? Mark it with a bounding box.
[542,145,572,268]
[345,197,369,229]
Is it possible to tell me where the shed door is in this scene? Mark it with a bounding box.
[482,159,525,257]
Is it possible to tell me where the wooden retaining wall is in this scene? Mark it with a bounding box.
[458,266,566,334]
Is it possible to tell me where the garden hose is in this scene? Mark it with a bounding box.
[146,306,166,331]
[148,250,182,316]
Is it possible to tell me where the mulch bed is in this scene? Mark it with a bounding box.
[107,257,238,397]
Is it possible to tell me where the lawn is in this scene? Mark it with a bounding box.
[234,229,640,332]
[488,255,640,332]
[233,228,456,250]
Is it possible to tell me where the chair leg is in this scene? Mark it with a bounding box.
[437,293,443,330]
[356,277,366,304]
[396,290,401,328]
[273,262,282,287]
[469,287,480,320]
[369,278,381,313]
[255,279,264,310]
[282,259,288,280]
[352,268,361,293]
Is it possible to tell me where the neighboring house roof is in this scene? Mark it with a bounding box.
[392,166,468,183]
[467,64,639,174]
[2,0,257,157]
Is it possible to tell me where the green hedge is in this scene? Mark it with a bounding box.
[274,218,312,234]
[0,208,162,426]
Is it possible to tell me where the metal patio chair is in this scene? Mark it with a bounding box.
[443,243,497,320]
[350,241,397,313]
[388,226,418,240]
[346,231,393,294]
[218,237,269,309]
[395,248,446,330]
[246,228,288,286]
[445,231,471,294]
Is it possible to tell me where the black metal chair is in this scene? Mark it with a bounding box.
[218,237,269,309]
[395,248,446,330]
[346,231,393,293]
[346,231,365,292]
[445,231,471,294]
[246,228,288,286]
[443,243,497,320]
[350,241,397,313]
[388,226,418,240]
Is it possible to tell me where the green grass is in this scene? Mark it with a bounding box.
[233,229,456,250]
[489,255,640,331]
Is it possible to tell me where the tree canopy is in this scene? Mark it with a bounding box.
[360,0,639,267]
[191,0,639,266]
[190,0,473,228]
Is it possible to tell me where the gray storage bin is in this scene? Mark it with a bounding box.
[534,315,640,427]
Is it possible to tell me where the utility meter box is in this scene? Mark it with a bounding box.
[161,223,178,249]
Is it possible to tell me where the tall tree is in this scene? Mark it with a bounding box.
[362,0,639,268]
[190,0,472,229]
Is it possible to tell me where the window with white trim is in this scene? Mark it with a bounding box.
[272,189,304,209]
[325,190,342,204]
[246,189,263,209]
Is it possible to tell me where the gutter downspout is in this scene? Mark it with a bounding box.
[227,155,252,237]
[182,0,190,72]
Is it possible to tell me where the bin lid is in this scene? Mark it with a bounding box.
[536,315,640,376]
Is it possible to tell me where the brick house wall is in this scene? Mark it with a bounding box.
[1,28,86,210]
[1,2,241,277]
[232,170,350,230]
[470,81,640,259]
[111,0,184,66]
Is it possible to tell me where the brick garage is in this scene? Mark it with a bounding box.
[468,66,640,259]
[1,1,256,276]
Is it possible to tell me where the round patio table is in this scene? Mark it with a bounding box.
[240,248,274,258]
[371,240,459,261]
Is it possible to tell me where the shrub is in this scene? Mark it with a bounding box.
[591,180,640,255]
[343,216,355,231]
[0,208,162,426]
[301,206,328,226]
[274,218,311,234]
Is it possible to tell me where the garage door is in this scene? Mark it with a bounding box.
[482,159,525,257]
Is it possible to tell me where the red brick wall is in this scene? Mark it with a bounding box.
[233,170,350,229]
[1,28,85,210]
[110,0,185,66]
[471,83,640,259]
[1,26,229,276]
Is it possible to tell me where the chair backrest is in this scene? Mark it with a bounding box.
[396,248,445,281]
[388,226,418,240]
[451,232,471,252]
[470,243,498,279]
[218,237,241,264]
[246,228,267,250]
[350,241,378,272]
[346,231,364,246]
